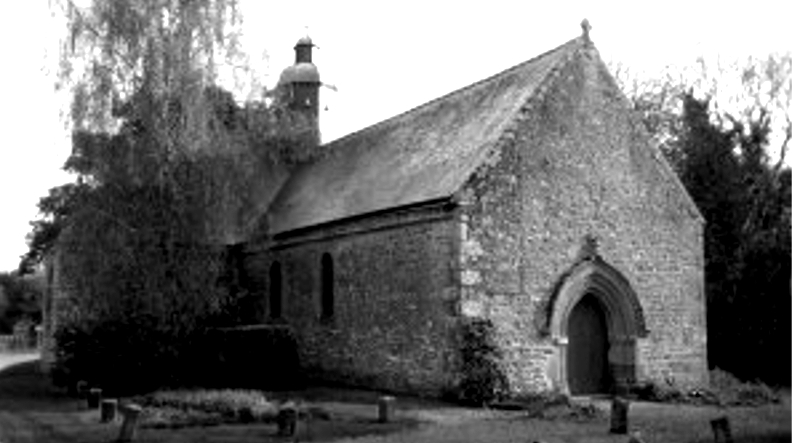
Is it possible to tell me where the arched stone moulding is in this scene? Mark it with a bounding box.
[544,257,648,394]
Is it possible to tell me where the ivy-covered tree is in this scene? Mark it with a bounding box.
[25,0,314,393]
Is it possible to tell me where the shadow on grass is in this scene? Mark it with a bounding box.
[286,416,423,442]
[0,358,75,412]
[0,359,423,443]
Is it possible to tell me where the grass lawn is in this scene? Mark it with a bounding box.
[0,353,788,443]
[0,355,420,443]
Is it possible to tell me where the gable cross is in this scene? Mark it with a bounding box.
[581,19,592,43]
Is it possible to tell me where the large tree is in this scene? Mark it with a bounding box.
[27,0,310,393]
[676,93,790,386]
[612,54,791,173]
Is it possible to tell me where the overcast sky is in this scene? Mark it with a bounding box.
[0,1,789,272]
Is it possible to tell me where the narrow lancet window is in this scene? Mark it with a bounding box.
[269,262,282,319]
[321,253,334,320]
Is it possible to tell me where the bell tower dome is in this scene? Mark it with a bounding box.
[278,35,321,119]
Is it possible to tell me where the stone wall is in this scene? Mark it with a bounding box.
[457,44,708,394]
[244,203,461,395]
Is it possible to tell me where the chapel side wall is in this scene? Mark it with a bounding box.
[459,46,708,394]
[245,211,460,395]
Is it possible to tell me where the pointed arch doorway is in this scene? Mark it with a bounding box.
[546,258,648,396]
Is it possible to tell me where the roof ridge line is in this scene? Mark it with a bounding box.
[498,35,588,139]
[452,37,588,195]
[319,36,586,154]
[517,37,586,112]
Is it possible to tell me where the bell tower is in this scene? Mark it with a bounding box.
[278,36,321,120]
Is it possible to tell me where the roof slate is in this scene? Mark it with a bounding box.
[268,37,584,234]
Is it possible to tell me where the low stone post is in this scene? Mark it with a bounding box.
[609,397,629,434]
[378,396,396,423]
[628,431,646,443]
[87,388,102,409]
[117,403,143,442]
[75,380,89,399]
[276,402,298,437]
[34,325,43,350]
[101,399,118,423]
[710,416,734,443]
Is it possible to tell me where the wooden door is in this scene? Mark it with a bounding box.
[567,294,610,395]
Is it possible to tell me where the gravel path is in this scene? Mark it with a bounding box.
[0,353,39,371]
[0,353,109,443]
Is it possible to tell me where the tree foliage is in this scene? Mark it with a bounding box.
[0,272,44,334]
[455,318,509,405]
[28,0,315,392]
[614,55,791,385]
[675,93,790,386]
[612,54,791,173]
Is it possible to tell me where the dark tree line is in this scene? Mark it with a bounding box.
[672,93,790,386]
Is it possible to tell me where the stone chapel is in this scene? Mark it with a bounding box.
[238,24,709,396]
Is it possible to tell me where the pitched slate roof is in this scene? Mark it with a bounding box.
[268,37,585,234]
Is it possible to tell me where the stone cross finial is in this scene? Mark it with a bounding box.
[581,18,592,42]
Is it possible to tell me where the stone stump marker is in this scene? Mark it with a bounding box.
[87,388,102,409]
[101,399,118,423]
[117,403,143,442]
[711,416,734,443]
[76,380,89,399]
[378,396,396,423]
[276,402,298,437]
[627,431,646,443]
[609,397,629,434]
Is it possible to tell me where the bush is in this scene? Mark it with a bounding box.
[629,381,685,403]
[203,325,302,390]
[491,389,569,411]
[138,389,278,426]
[490,390,602,421]
[47,185,234,395]
[512,390,571,408]
[628,369,781,406]
[709,368,781,406]
[134,389,338,429]
[140,406,224,429]
[531,402,602,421]
[453,318,509,406]
[52,322,303,395]
[51,318,210,395]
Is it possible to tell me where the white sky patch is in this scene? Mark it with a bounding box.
[0,0,790,272]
